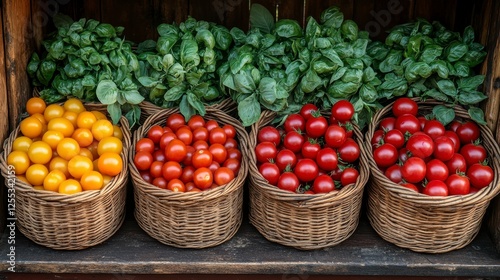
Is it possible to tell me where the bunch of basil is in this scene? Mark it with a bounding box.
[367,18,488,125]
[135,17,233,121]
[218,4,303,126]
[27,14,144,126]
[288,7,380,129]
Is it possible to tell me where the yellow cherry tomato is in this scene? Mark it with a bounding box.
[25,164,49,186]
[47,117,74,138]
[31,113,47,126]
[7,151,31,174]
[63,111,78,128]
[17,175,30,185]
[68,155,93,179]
[103,175,113,186]
[63,98,86,114]
[72,128,94,147]
[76,111,97,129]
[98,152,123,176]
[49,157,70,178]
[112,125,124,140]
[80,171,104,191]
[26,97,46,115]
[20,116,43,139]
[57,138,81,161]
[12,136,33,152]
[97,136,123,155]
[87,141,100,160]
[27,141,52,165]
[91,110,107,120]
[79,148,94,161]
[44,104,65,122]
[58,179,82,195]
[42,130,65,150]
[91,119,114,141]
[43,170,66,192]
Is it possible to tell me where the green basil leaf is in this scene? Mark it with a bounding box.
[423,89,448,102]
[157,24,178,37]
[330,67,347,84]
[238,94,261,126]
[230,27,247,44]
[36,60,56,86]
[95,23,116,38]
[320,49,344,68]
[430,60,449,79]
[446,41,468,62]
[320,7,344,28]
[107,103,122,125]
[180,37,200,69]
[458,91,487,105]
[305,17,321,42]
[328,81,359,98]
[359,84,377,103]
[212,26,232,50]
[462,26,475,45]
[228,46,253,74]
[137,40,157,53]
[258,77,277,104]
[49,40,65,60]
[340,20,358,41]
[454,61,470,77]
[333,42,354,59]
[96,80,119,104]
[27,53,40,77]
[468,107,487,125]
[82,74,97,88]
[353,38,368,58]
[234,72,256,94]
[437,79,457,97]
[150,84,167,100]
[367,41,390,61]
[167,63,185,87]
[275,19,302,38]
[187,92,206,116]
[363,67,376,83]
[125,104,141,127]
[432,105,455,126]
[457,75,485,92]
[123,90,145,105]
[196,29,215,49]
[39,88,64,103]
[300,69,322,93]
[379,50,403,73]
[250,3,275,34]
[179,95,196,121]
[71,79,84,99]
[164,84,186,102]
[462,50,487,67]
[420,44,443,63]
[342,69,363,84]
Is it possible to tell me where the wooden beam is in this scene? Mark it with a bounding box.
[0,0,9,232]
[3,0,35,130]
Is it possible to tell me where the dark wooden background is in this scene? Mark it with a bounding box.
[0,0,499,257]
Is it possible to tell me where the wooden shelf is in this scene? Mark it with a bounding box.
[1,217,499,276]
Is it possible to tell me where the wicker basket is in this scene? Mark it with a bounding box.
[365,99,500,253]
[139,98,237,122]
[130,107,248,248]
[0,110,131,250]
[247,110,369,250]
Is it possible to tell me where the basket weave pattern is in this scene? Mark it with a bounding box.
[0,112,131,250]
[247,110,369,250]
[130,107,248,248]
[365,99,500,253]
[139,98,237,123]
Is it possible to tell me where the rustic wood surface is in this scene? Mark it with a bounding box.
[0,3,8,232]
[0,218,498,276]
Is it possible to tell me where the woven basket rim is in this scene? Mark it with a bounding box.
[129,107,249,201]
[0,106,131,203]
[364,97,500,206]
[246,109,369,207]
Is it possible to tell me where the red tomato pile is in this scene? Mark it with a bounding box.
[371,97,494,196]
[134,113,241,192]
[256,101,361,194]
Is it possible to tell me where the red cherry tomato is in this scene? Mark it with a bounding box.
[406,133,434,159]
[214,167,235,186]
[259,162,280,186]
[165,139,187,162]
[147,125,164,144]
[423,120,446,140]
[446,173,470,195]
[433,136,455,162]
[460,143,487,167]
[316,148,338,171]
[166,113,186,132]
[134,151,153,171]
[385,164,402,183]
[300,103,319,120]
[187,115,205,130]
[209,143,228,164]
[337,138,360,163]
[373,143,398,168]
[312,175,335,193]
[467,163,494,189]
[425,159,449,181]
[305,115,328,138]
[324,125,346,148]
[401,157,426,183]
[395,114,420,134]
[162,161,182,181]
[193,167,213,190]
[340,167,359,186]
[424,180,448,196]
[301,139,321,159]
[294,158,319,183]
[283,131,304,153]
[255,142,278,163]
[192,149,213,168]
[277,172,300,192]
[331,100,355,122]
[383,129,405,149]
[284,114,306,133]
[258,126,281,146]
[445,153,467,173]
[456,121,481,144]
[276,149,297,171]
[209,127,227,145]
[392,97,418,117]
[379,117,396,131]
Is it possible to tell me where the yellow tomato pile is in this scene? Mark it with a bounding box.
[7,97,124,194]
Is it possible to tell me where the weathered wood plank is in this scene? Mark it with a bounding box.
[156,0,188,26]
[3,0,35,130]
[100,0,157,42]
[0,2,9,232]
[189,0,225,24]
[277,0,304,25]
[0,219,498,276]
[355,0,413,41]
[223,0,250,31]
[413,0,457,29]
